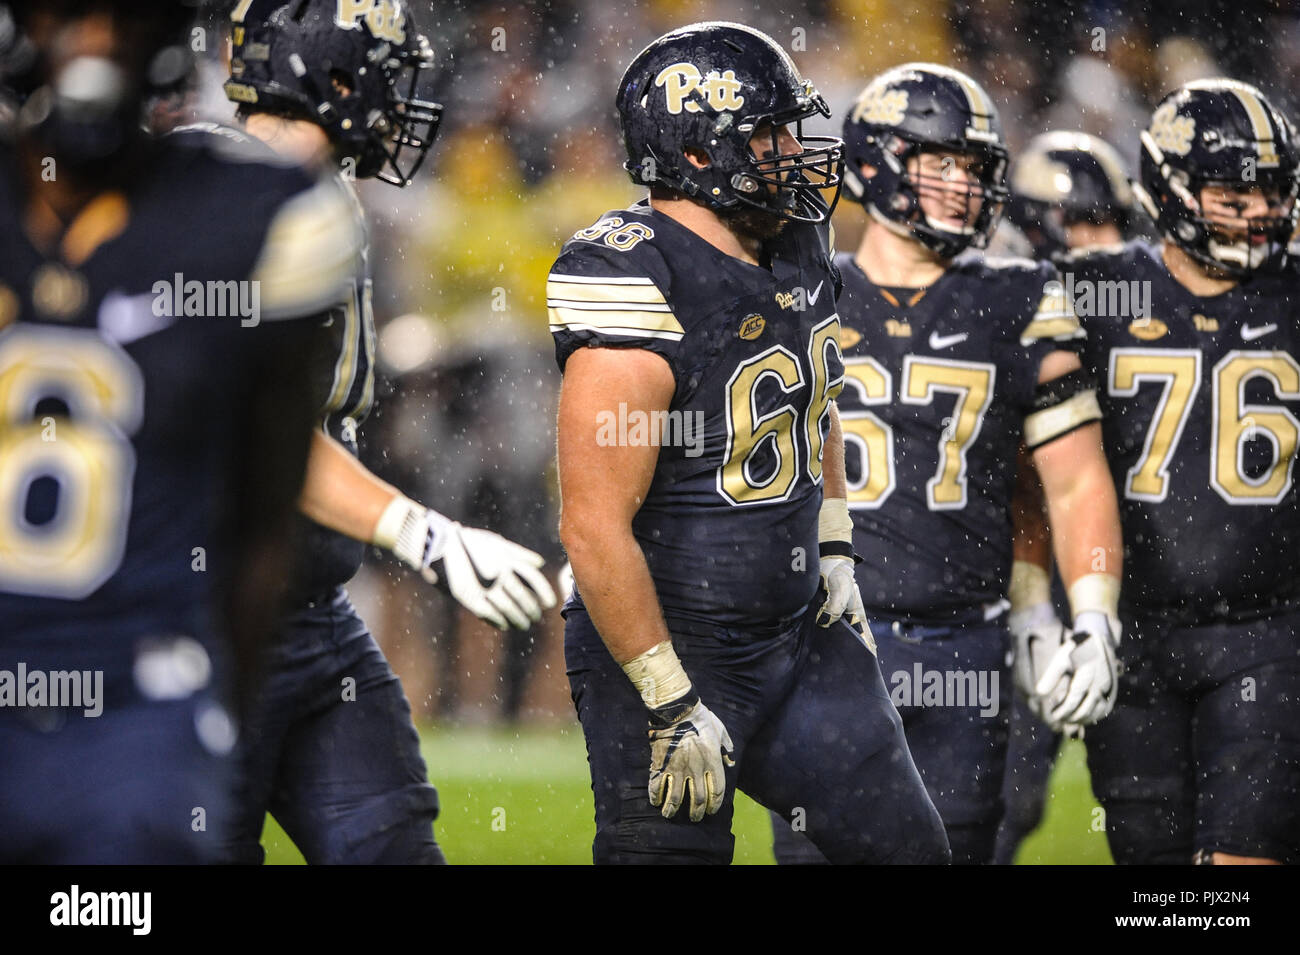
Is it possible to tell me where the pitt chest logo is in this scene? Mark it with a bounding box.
[1193,313,1219,333]
[1149,102,1194,156]
[656,63,745,115]
[336,0,407,44]
[738,314,766,340]
[885,319,912,338]
[851,85,908,126]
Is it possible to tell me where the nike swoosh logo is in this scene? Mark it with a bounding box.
[928,331,969,349]
[807,280,825,306]
[1241,323,1278,341]
[99,292,178,345]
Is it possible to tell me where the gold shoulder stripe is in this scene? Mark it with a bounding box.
[546,278,668,307]
[1025,389,1102,448]
[548,306,684,340]
[252,179,363,320]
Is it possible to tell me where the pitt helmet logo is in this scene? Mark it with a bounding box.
[336,0,407,45]
[1129,317,1169,341]
[1149,102,1195,156]
[738,314,766,340]
[851,83,908,126]
[656,63,745,115]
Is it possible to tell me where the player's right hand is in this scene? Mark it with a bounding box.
[1008,600,1066,713]
[648,698,735,822]
[1035,611,1121,730]
[426,522,557,630]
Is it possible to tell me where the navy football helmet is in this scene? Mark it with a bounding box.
[842,63,1009,258]
[225,0,442,186]
[1135,79,1299,275]
[616,21,843,223]
[1008,131,1133,259]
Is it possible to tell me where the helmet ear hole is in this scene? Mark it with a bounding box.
[329,69,355,97]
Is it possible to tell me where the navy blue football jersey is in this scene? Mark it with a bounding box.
[1070,240,1300,621]
[176,124,375,599]
[550,200,842,629]
[293,174,375,597]
[0,135,363,678]
[834,252,1086,623]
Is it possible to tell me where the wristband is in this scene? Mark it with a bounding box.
[621,640,693,716]
[818,496,853,559]
[1008,560,1052,613]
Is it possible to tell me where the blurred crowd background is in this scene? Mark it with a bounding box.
[186,0,1300,724]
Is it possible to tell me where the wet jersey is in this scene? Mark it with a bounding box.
[835,251,1086,623]
[0,134,363,677]
[1070,240,1300,621]
[550,199,842,629]
[176,124,375,598]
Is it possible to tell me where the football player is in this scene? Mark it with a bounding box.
[996,130,1135,865]
[1021,80,1300,864]
[772,64,1123,865]
[0,0,357,862]
[552,22,950,864]
[1007,130,1133,262]
[215,0,556,864]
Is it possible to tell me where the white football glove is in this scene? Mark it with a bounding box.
[557,560,574,603]
[816,496,870,649]
[648,698,736,822]
[375,496,556,630]
[1035,610,1120,731]
[1008,600,1067,713]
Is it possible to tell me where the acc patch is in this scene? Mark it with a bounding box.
[1128,317,1169,341]
[839,326,863,349]
[738,314,766,340]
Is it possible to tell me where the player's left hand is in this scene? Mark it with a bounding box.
[1035,611,1120,730]
[817,555,857,627]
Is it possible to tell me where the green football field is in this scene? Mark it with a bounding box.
[261,726,1114,864]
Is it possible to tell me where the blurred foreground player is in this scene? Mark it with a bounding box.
[553,22,948,864]
[216,0,555,864]
[773,66,1123,865]
[0,0,357,862]
[996,130,1133,865]
[1023,81,1300,864]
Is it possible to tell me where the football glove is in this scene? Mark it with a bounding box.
[1009,600,1067,708]
[817,497,869,645]
[1035,610,1120,730]
[557,560,574,603]
[374,496,556,630]
[622,641,735,822]
[648,698,735,822]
